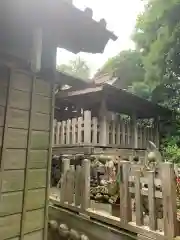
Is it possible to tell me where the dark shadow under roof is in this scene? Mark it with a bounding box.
[56,84,172,118]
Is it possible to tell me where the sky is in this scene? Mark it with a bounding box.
[57,0,144,75]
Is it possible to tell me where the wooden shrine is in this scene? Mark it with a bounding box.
[0,1,117,240]
[53,84,172,158]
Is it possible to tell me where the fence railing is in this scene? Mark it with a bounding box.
[50,159,178,240]
[53,110,158,149]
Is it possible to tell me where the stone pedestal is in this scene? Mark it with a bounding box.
[0,65,54,240]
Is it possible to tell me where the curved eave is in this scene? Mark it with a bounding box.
[0,0,117,54]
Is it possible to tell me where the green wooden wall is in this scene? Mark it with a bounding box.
[0,66,54,240]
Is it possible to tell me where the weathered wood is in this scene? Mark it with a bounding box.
[134,170,143,226]
[32,112,50,131]
[66,166,75,204]
[0,213,21,239]
[24,209,44,234]
[11,71,32,92]
[55,122,60,145]
[120,161,132,223]
[34,95,51,114]
[147,171,157,230]
[72,117,77,144]
[10,89,31,110]
[24,230,43,240]
[92,117,98,144]
[26,189,45,210]
[84,110,91,144]
[29,150,48,169]
[35,78,52,97]
[131,114,138,148]
[75,165,82,206]
[31,131,49,149]
[60,158,70,204]
[3,149,26,170]
[66,119,71,144]
[77,116,82,144]
[161,162,177,239]
[27,169,46,189]
[0,192,23,216]
[99,101,108,146]
[43,81,54,240]
[6,128,28,148]
[8,108,29,129]
[81,159,90,210]
[1,170,24,193]
[60,120,66,144]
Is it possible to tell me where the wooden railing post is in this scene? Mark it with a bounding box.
[81,159,90,210]
[75,165,82,206]
[119,161,132,223]
[60,158,70,204]
[161,162,177,239]
[147,170,157,230]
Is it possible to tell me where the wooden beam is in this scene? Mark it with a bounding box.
[30,28,42,72]
[56,86,103,99]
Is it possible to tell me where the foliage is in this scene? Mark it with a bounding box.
[133,0,180,106]
[96,0,180,162]
[57,57,90,80]
[132,0,180,162]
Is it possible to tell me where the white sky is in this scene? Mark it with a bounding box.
[57,0,144,75]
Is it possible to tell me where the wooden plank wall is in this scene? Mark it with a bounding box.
[0,66,54,240]
[52,159,178,240]
[53,112,157,149]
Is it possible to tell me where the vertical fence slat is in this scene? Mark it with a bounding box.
[111,115,116,145]
[84,110,91,144]
[121,120,126,148]
[52,120,55,146]
[135,170,143,226]
[60,120,65,144]
[66,119,71,144]
[81,159,90,210]
[75,165,82,206]
[161,162,177,239]
[148,171,157,230]
[60,158,70,203]
[72,117,76,144]
[120,161,132,223]
[56,122,61,145]
[92,117,98,144]
[77,116,82,144]
[116,121,121,145]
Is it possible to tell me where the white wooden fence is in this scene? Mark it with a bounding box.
[53,110,158,149]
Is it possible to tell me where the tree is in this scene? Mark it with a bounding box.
[133,0,180,108]
[57,57,90,80]
[133,0,180,162]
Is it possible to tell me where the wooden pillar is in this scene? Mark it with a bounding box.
[41,31,57,72]
[30,28,43,72]
[99,100,108,146]
[131,113,138,149]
